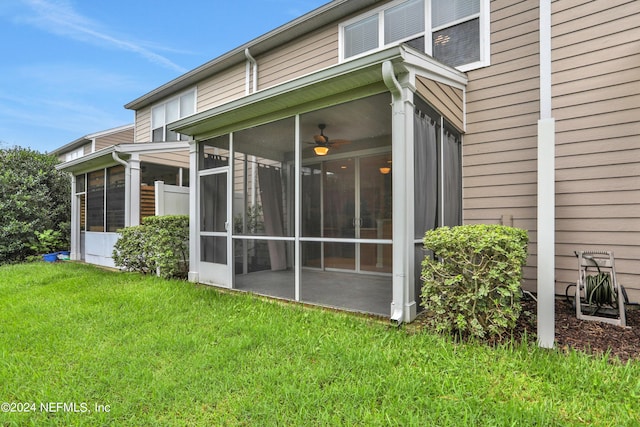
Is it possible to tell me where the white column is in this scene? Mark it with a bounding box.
[537,0,555,349]
[69,174,80,261]
[294,115,301,302]
[188,141,199,283]
[403,89,417,322]
[129,155,141,226]
[155,181,165,216]
[383,61,415,324]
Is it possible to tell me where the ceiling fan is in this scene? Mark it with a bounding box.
[307,124,349,156]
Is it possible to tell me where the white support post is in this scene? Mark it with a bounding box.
[155,181,165,216]
[69,173,80,261]
[294,114,301,302]
[403,89,417,322]
[537,118,555,348]
[383,61,413,324]
[129,155,141,226]
[188,141,199,283]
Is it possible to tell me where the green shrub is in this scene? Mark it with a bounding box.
[28,229,67,255]
[113,215,189,279]
[420,224,528,340]
[112,225,152,274]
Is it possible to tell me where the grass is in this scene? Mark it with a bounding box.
[1,262,639,426]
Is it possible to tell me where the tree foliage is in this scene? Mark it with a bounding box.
[0,146,70,264]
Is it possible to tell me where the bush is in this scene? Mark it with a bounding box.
[113,215,189,279]
[0,146,70,264]
[28,229,67,255]
[420,224,528,340]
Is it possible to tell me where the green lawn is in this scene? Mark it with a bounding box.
[1,263,639,426]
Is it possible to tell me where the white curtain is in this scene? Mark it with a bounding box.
[257,165,287,270]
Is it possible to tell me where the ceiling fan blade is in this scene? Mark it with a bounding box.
[313,134,327,144]
[329,139,350,145]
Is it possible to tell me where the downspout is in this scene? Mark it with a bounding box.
[112,151,131,227]
[382,60,407,324]
[245,48,258,94]
[537,0,556,348]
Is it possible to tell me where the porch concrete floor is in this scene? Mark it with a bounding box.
[234,269,392,316]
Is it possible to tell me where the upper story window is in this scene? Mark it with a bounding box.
[65,146,85,161]
[341,0,488,71]
[151,89,195,142]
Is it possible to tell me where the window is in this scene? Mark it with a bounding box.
[106,166,125,232]
[65,146,85,161]
[87,170,105,232]
[341,0,487,70]
[431,0,481,67]
[86,166,126,232]
[151,89,195,142]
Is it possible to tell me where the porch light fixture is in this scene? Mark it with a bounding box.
[379,167,391,175]
[314,146,329,156]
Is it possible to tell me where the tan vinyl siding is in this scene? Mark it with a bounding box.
[197,63,246,112]
[94,128,134,151]
[463,0,540,288]
[551,0,640,294]
[135,108,151,143]
[415,77,464,131]
[139,152,190,169]
[257,26,339,90]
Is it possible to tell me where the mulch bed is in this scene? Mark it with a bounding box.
[520,298,640,364]
[413,298,640,364]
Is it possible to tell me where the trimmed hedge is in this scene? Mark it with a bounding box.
[113,215,189,279]
[420,224,528,340]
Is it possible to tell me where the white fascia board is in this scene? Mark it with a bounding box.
[50,124,134,156]
[56,141,190,174]
[399,45,468,90]
[115,141,190,155]
[56,145,119,173]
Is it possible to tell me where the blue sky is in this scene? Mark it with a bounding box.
[0,0,327,153]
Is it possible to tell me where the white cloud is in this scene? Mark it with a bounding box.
[15,63,141,94]
[18,0,187,74]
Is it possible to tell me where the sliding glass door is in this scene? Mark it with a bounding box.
[302,152,392,274]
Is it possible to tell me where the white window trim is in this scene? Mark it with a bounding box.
[339,0,490,71]
[151,88,197,141]
[65,146,85,162]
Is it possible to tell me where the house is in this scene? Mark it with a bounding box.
[55,125,190,267]
[65,0,639,344]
